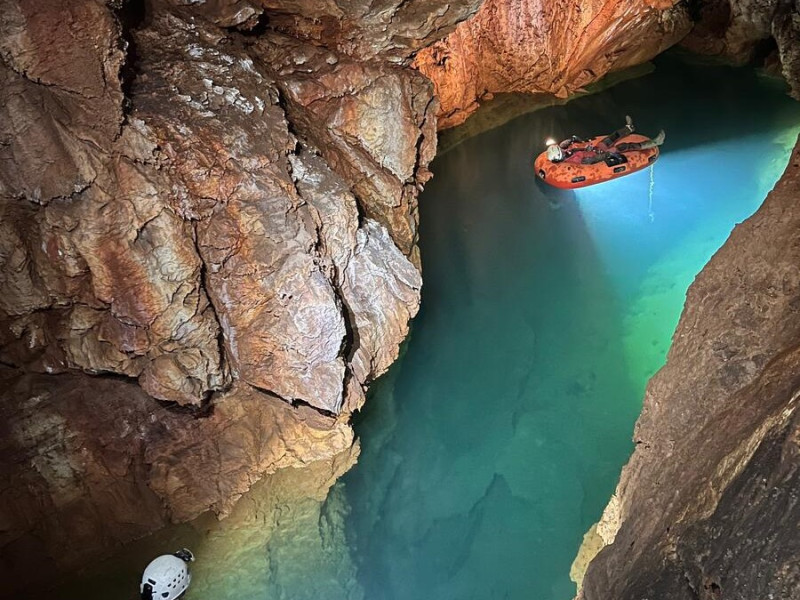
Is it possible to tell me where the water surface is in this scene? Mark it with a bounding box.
[43,53,800,600]
[342,53,800,600]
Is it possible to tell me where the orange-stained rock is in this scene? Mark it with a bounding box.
[288,151,422,410]
[0,0,125,149]
[414,0,692,129]
[0,2,426,588]
[252,0,483,60]
[0,2,227,406]
[1,3,426,413]
[257,32,439,264]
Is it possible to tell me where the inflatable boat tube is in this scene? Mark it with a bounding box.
[534,134,659,189]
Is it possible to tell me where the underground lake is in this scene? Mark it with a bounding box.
[44,52,800,600]
[341,52,800,600]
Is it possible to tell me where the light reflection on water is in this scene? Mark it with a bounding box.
[342,54,800,600]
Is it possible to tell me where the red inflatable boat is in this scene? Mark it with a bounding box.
[534,134,659,190]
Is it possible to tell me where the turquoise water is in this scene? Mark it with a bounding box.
[342,54,800,600]
[38,55,800,600]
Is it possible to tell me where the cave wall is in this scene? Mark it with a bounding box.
[0,0,473,592]
[576,138,800,599]
[682,0,800,99]
[0,0,437,414]
[413,0,693,129]
[3,0,799,595]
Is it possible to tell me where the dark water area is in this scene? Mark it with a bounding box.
[342,52,800,600]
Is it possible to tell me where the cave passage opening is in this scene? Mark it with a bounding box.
[342,51,800,600]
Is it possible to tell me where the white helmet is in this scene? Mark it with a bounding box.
[140,554,192,600]
[546,144,564,162]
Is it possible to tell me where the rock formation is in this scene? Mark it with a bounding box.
[683,0,800,99]
[0,366,357,598]
[576,138,800,599]
[252,0,483,61]
[3,0,800,596]
[0,0,462,592]
[413,0,693,129]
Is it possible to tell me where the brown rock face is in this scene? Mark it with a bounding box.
[683,0,800,99]
[0,1,226,407]
[414,0,692,128]
[578,139,800,599]
[0,367,357,598]
[256,31,439,266]
[0,1,429,411]
[253,0,483,61]
[0,0,432,591]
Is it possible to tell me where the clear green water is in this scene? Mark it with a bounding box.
[341,54,800,600]
[41,55,800,600]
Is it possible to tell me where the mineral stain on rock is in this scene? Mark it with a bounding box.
[0,0,431,592]
[1,0,800,597]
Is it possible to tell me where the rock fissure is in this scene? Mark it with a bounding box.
[191,220,231,400]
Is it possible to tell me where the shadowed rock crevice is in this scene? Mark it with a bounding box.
[191,220,232,405]
[118,0,149,117]
[682,0,800,99]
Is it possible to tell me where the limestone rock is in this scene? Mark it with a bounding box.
[0,0,125,152]
[0,6,226,406]
[0,0,425,590]
[414,0,692,129]
[288,152,423,410]
[166,0,265,29]
[1,1,426,414]
[258,32,438,264]
[682,0,780,60]
[342,220,422,396]
[131,12,350,412]
[772,6,800,99]
[251,0,483,61]
[578,138,800,599]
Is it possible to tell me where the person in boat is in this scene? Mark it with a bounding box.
[546,116,665,165]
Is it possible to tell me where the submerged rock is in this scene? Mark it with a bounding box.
[577,138,800,599]
[0,366,357,597]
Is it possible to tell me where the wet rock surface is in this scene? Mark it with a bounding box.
[255,31,439,266]
[414,0,692,128]
[0,366,357,598]
[578,139,800,599]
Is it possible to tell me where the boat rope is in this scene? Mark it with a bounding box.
[648,163,655,222]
